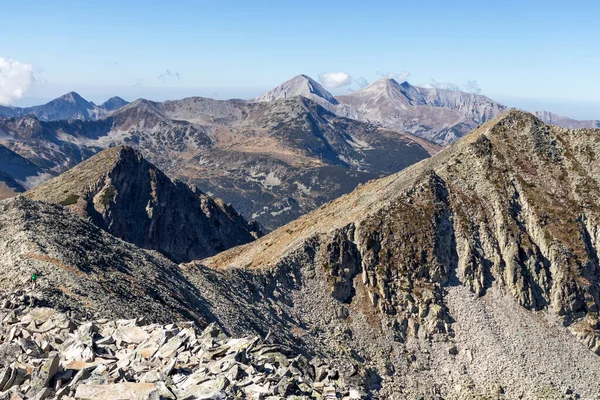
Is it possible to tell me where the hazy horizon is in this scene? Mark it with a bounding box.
[1,0,599,120]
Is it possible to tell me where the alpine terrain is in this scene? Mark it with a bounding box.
[0,94,438,230]
[2,75,598,230]
[1,110,600,399]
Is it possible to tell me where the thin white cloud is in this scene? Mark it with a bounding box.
[425,79,482,94]
[377,70,411,82]
[318,72,353,88]
[425,79,461,91]
[355,76,369,88]
[130,78,145,87]
[463,80,482,94]
[158,69,181,81]
[0,57,34,105]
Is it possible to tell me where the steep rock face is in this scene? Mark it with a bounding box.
[199,110,600,398]
[25,146,260,263]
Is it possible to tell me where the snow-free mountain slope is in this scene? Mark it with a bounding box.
[534,110,600,129]
[200,109,600,398]
[336,78,504,143]
[1,96,438,230]
[100,96,129,111]
[2,110,600,398]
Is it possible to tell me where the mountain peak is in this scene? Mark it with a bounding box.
[101,96,129,111]
[363,78,412,92]
[252,74,338,105]
[57,91,88,104]
[25,146,260,262]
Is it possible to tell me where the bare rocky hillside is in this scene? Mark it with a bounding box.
[197,110,600,398]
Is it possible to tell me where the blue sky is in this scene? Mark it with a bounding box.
[1,0,599,119]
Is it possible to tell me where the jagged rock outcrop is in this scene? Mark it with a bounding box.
[25,146,260,263]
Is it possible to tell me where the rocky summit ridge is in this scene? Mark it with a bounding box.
[25,146,261,263]
[252,75,339,106]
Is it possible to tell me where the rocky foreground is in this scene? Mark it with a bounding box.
[0,291,362,400]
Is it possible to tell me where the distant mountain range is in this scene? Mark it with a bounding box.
[254,74,600,143]
[0,92,129,121]
[0,74,598,229]
[2,75,597,139]
[0,93,438,230]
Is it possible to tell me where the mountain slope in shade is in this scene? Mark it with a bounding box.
[0,169,26,199]
[196,110,600,398]
[0,143,47,189]
[25,146,261,263]
[0,197,217,324]
[31,91,98,120]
